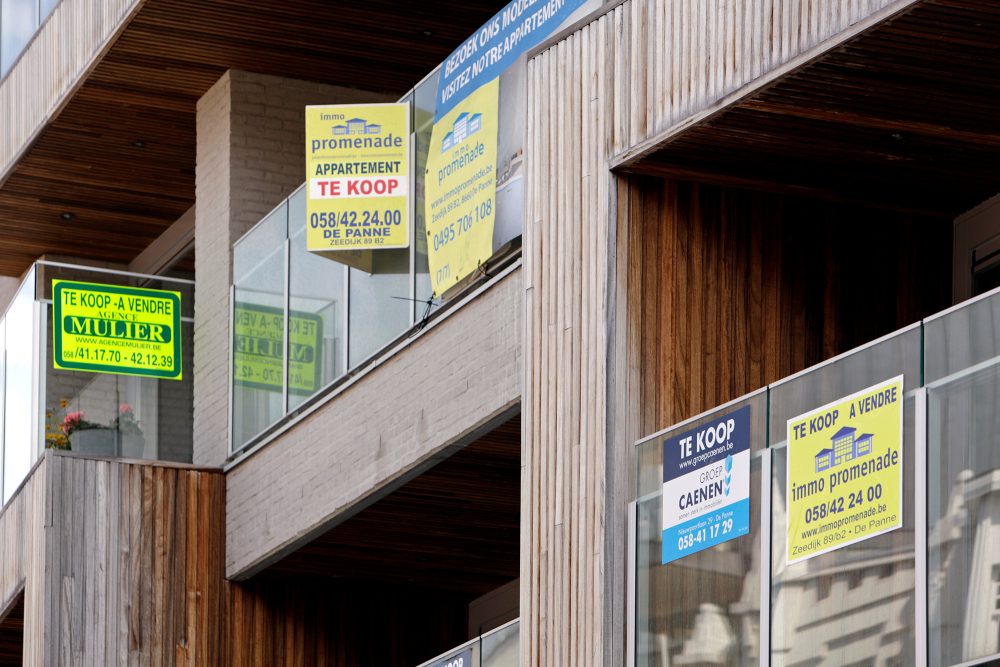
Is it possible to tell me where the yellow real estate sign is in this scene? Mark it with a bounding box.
[786,376,904,564]
[424,78,499,295]
[53,280,182,380]
[306,103,410,252]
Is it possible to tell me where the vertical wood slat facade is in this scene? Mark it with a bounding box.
[0,460,46,665]
[0,0,142,184]
[0,452,224,666]
[611,0,915,164]
[524,1,920,666]
[225,577,469,667]
[625,177,951,435]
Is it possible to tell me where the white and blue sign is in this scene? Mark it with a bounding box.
[661,406,751,564]
[435,0,589,120]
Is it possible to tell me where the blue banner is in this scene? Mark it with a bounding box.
[434,0,588,120]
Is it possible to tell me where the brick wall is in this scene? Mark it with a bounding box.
[193,70,391,466]
[225,268,522,578]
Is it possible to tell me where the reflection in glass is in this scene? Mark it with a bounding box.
[928,367,1000,665]
[232,204,287,446]
[768,331,918,667]
[635,396,765,667]
[288,188,346,410]
[1,0,38,75]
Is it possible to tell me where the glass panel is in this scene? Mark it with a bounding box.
[924,289,1000,385]
[39,264,194,463]
[232,204,288,447]
[768,327,920,667]
[493,58,525,253]
[40,0,58,21]
[348,249,410,368]
[926,290,1000,666]
[139,267,194,463]
[1,0,38,75]
[414,69,440,314]
[3,272,35,502]
[288,187,346,410]
[635,393,766,667]
[481,621,518,667]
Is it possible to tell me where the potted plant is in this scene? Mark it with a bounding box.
[62,409,115,455]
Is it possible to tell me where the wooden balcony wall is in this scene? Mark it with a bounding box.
[522,1,919,666]
[0,452,224,666]
[0,0,141,184]
[0,459,45,665]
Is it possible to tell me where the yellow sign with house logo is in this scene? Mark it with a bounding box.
[424,78,499,295]
[305,103,410,252]
[786,375,904,564]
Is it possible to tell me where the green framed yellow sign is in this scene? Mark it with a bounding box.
[233,303,323,395]
[53,280,182,380]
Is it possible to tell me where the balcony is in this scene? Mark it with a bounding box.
[632,286,1000,667]
[230,63,525,452]
[0,260,194,504]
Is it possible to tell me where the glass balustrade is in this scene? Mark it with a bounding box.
[230,62,526,452]
[414,619,519,667]
[0,260,195,505]
[633,286,1000,667]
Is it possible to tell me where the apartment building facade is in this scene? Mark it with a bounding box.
[0,0,998,665]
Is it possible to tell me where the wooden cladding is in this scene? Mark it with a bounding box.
[525,1,931,665]
[623,177,951,436]
[0,453,225,666]
[524,12,615,667]
[0,461,45,665]
[610,0,910,160]
[226,575,469,667]
[0,0,141,182]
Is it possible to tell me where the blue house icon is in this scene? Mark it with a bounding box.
[816,425,874,471]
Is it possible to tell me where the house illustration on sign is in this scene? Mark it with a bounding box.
[441,111,483,152]
[815,426,874,473]
[331,118,382,135]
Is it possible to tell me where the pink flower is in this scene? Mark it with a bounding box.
[119,403,133,415]
[61,411,84,434]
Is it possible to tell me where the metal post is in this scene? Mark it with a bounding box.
[914,386,928,667]
[227,284,235,455]
[282,237,290,412]
[626,500,637,667]
[760,448,772,667]
[409,114,417,326]
[343,266,351,372]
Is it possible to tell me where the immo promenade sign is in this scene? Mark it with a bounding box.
[786,376,904,564]
[53,280,182,380]
[305,103,410,252]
